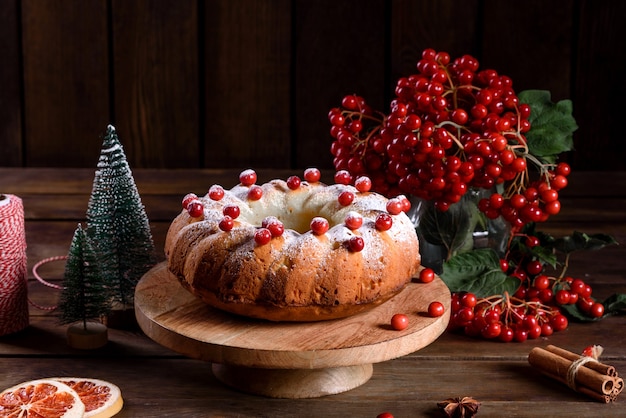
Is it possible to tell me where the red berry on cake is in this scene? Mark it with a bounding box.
[375,213,393,231]
[254,228,272,245]
[219,216,234,231]
[262,216,285,237]
[223,204,240,219]
[182,193,198,209]
[239,169,257,186]
[310,217,329,235]
[208,185,225,201]
[248,185,263,200]
[348,236,365,252]
[354,176,372,192]
[386,198,404,215]
[304,167,321,182]
[344,211,363,230]
[334,170,352,185]
[286,176,301,190]
[398,195,411,212]
[338,190,355,206]
[187,200,204,218]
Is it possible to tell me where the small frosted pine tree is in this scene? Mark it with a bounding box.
[86,125,157,309]
[58,224,110,327]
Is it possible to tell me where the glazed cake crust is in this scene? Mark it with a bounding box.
[165,173,420,321]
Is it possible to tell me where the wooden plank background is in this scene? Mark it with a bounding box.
[0,0,624,170]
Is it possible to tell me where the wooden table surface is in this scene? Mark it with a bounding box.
[1,168,625,417]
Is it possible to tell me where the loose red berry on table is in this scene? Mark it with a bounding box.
[376,413,394,418]
[390,313,409,331]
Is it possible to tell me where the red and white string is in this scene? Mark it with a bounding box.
[0,194,29,335]
[30,255,67,311]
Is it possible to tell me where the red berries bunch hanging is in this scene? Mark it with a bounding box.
[329,48,572,229]
[328,48,625,342]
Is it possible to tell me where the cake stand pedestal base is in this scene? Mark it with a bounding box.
[212,363,373,398]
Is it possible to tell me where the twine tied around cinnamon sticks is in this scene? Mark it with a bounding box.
[528,344,623,403]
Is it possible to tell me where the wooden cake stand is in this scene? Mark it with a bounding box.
[135,262,451,398]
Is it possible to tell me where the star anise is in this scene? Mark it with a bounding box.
[437,396,481,417]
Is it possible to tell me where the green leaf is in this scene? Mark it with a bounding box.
[441,248,519,298]
[559,303,600,322]
[560,293,626,322]
[551,231,618,254]
[518,89,578,162]
[602,293,626,315]
[416,196,485,259]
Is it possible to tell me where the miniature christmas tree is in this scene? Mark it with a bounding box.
[85,125,157,310]
[58,224,109,327]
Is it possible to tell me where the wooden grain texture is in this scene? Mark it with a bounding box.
[3,2,626,171]
[481,0,573,100]
[0,168,624,416]
[203,0,292,169]
[135,263,450,368]
[21,0,110,167]
[293,0,386,169]
[112,0,199,168]
[390,0,480,80]
[0,0,22,166]
[571,0,626,171]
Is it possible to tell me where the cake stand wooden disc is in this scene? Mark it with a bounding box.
[135,262,451,398]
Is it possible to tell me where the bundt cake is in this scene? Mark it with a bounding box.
[164,168,421,321]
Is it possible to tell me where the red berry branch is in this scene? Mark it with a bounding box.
[329,48,623,341]
[329,48,570,228]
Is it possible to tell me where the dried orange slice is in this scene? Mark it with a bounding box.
[0,378,85,418]
[53,378,123,418]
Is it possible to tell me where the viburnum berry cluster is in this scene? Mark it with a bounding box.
[329,47,568,228]
[448,267,605,342]
[449,290,570,342]
[327,48,621,340]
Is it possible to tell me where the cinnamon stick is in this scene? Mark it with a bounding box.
[528,347,615,395]
[545,344,616,377]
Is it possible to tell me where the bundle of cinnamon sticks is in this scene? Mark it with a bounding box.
[528,344,623,403]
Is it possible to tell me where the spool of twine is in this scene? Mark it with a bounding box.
[0,194,29,335]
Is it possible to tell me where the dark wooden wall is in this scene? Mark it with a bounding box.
[1,0,624,171]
